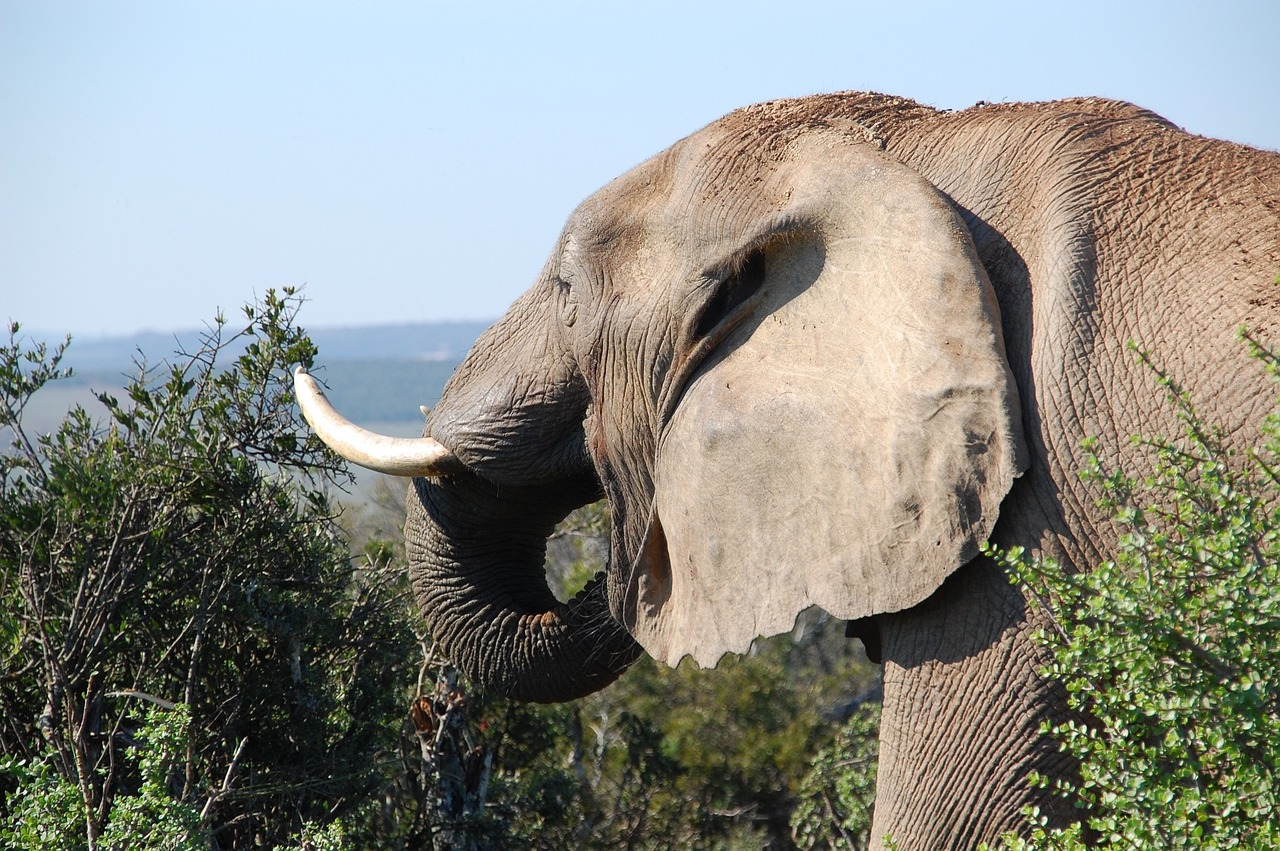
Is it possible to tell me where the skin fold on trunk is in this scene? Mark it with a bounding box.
[404,470,641,703]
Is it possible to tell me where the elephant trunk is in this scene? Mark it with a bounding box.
[405,471,641,703]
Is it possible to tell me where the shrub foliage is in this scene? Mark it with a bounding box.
[0,291,420,848]
[990,335,1280,849]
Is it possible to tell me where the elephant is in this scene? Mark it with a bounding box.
[294,92,1280,848]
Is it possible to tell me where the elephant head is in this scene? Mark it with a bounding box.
[297,109,1028,700]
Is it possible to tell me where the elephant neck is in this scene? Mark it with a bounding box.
[869,555,1077,850]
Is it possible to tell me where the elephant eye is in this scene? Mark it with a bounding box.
[693,248,767,340]
[554,276,579,327]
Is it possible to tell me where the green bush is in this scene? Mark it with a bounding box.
[989,335,1280,849]
[1,705,208,851]
[0,291,423,848]
[790,701,880,851]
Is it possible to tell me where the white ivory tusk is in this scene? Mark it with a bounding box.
[293,366,459,477]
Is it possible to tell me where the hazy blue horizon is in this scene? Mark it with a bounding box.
[13,315,495,345]
[11,317,491,373]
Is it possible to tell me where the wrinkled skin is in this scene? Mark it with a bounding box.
[327,94,1280,849]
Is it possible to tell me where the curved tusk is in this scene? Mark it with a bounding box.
[293,366,461,477]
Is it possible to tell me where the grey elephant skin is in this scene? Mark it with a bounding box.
[297,93,1280,849]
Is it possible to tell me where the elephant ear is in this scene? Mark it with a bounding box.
[624,141,1028,667]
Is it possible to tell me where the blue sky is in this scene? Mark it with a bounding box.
[4,1,1278,339]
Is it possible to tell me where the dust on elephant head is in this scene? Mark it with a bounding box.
[297,92,1280,848]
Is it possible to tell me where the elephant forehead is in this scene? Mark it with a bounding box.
[566,145,683,246]
[568,128,805,259]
